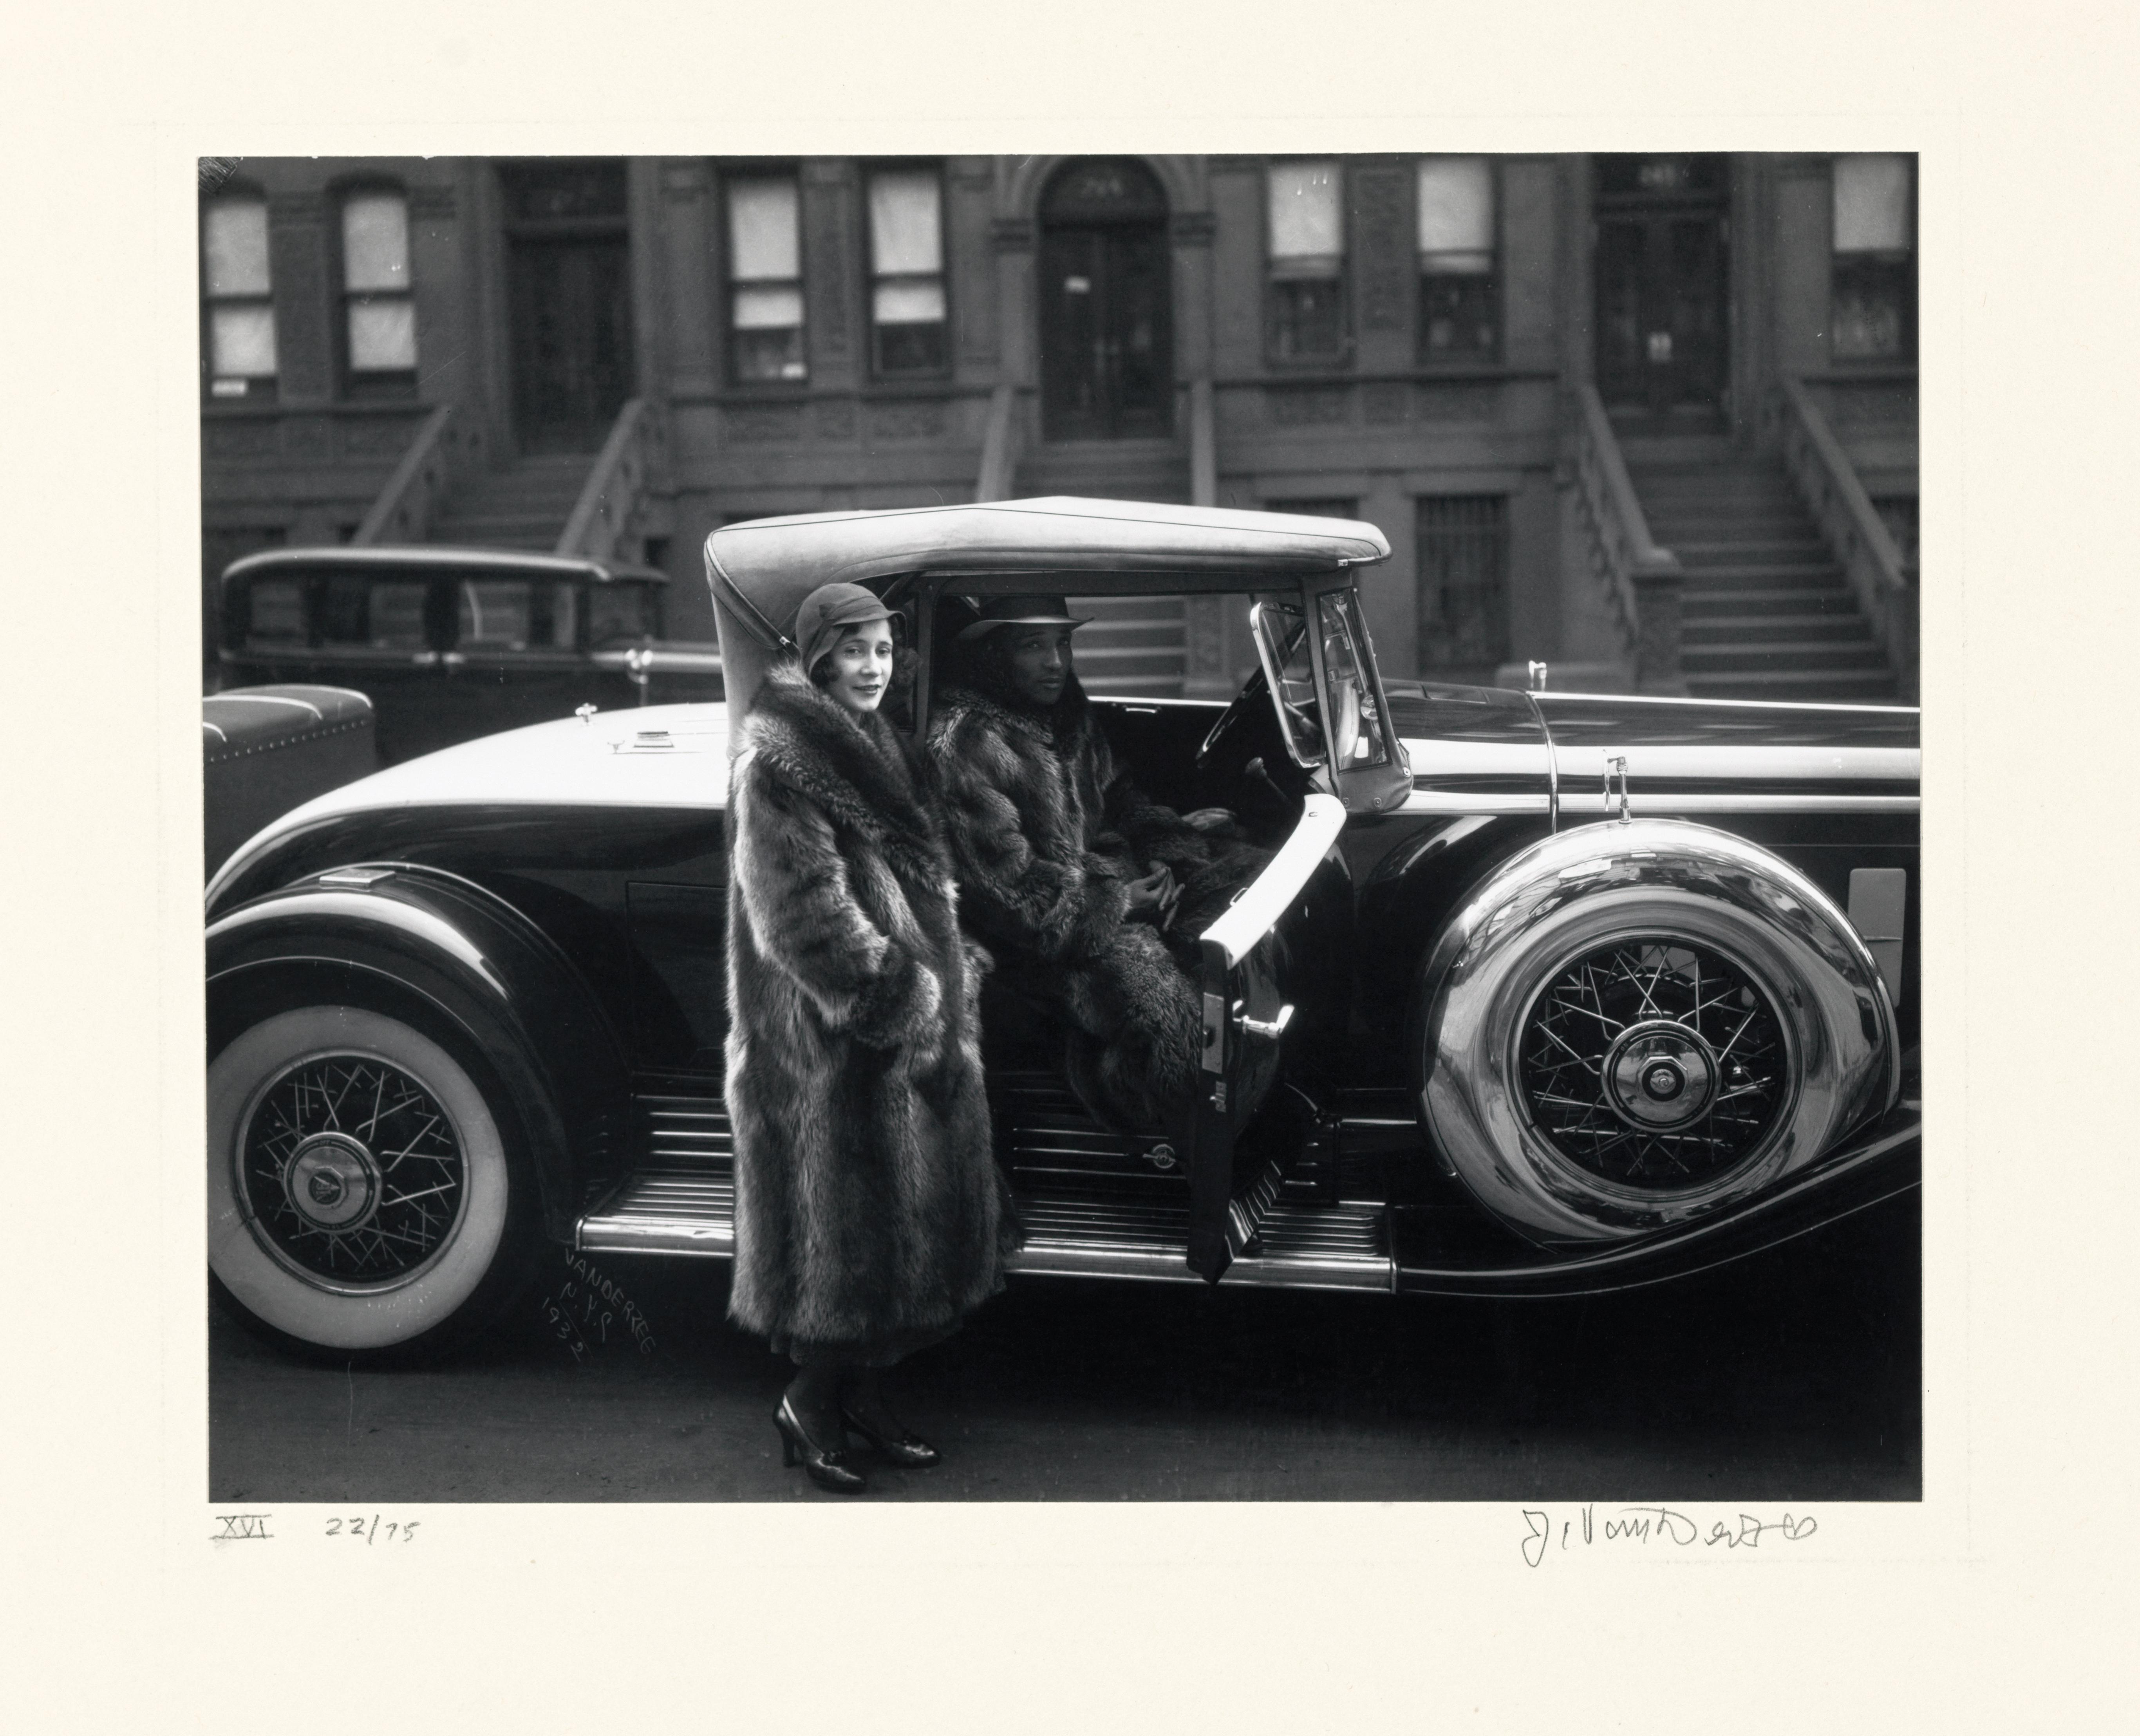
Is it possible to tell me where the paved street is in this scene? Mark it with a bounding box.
[210,1193,1918,1504]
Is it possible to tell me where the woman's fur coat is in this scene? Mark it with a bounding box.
[725,660,1010,1357]
[925,671,1263,1131]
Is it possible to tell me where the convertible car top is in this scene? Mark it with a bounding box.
[707,496,1391,709]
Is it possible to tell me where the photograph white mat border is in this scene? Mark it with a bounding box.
[4,0,2127,1729]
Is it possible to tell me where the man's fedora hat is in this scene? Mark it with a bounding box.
[954,593,1092,641]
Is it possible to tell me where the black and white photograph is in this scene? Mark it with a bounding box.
[199,149,1923,1504]
[21,4,2140,1729]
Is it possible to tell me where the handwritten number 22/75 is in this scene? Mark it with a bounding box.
[324,1516,419,1542]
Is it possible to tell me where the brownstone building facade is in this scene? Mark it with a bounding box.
[201,152,1918,700]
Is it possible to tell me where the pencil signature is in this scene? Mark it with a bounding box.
[1521,1505,1818,1566]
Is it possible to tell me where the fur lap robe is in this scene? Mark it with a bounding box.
[725,661,1012,1361]
[925,674,1269,1132]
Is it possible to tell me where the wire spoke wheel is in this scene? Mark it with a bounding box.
[210,1004,526,1357]
[237,1053,467,1286]
[1519,938,1786,1191]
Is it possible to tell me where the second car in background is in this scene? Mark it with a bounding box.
[217,546,723,763]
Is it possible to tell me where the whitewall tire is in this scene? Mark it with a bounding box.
[208,1004,522,1355]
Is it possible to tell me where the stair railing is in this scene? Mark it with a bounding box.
[558,398,662,561]
[352,404,479,546]
[1570,385,1685,694]
[1767,377,1918,703]
[975,383,1023,502]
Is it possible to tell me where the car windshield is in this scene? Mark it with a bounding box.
[1317,588,1390,770]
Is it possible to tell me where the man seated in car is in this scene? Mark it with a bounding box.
[924,595,1266,1133]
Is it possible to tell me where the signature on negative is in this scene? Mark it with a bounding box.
[1521,1504,1818,1566]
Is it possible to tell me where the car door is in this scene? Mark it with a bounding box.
[1184,790,1347,1281]
[1183,582,1408,1281]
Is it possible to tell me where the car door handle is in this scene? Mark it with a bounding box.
[1237,1004,1294,1044]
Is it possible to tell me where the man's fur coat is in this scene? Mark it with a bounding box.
[725,660,1009,1359]
[925,672,1263,1131]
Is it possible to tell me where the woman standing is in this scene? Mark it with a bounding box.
[725,582,1010,1494]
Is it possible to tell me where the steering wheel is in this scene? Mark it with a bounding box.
[1194,666,1268,771]
[1195,664,1323,780]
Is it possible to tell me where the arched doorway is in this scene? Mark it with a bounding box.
[1038,159,1173,441]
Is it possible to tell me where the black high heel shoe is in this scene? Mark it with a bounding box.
[839,1402,941,1469]
[774,1396,868,1493]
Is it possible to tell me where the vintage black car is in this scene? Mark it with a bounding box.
[217,546,724,764]
[204,498,1919,1362]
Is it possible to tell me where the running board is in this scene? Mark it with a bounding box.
[577,1090,1394,1289]
[1006,1192,1394,1291]
[577,1172,1392,1290]
[577,1168,734,1257]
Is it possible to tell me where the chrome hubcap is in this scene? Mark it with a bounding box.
[1518,939,1786,1190]
[1604,1021,1719,1131]
[237,1052,467,1286]
[283,1132,381,1230]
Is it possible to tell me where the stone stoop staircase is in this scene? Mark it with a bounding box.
[430,453,595,552]
[1623,436,1899,703]
[1017,439,1191,698]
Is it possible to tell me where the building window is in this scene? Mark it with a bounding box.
[1831,154,1915,362]
[726,173,806,383]
[868,168,948,376]
[201,191,277,399]
[1417,495,1509,671]
[339,188,417,398]
[1266,160,1347,363]
[1416,157,1499,364]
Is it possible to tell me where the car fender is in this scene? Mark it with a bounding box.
[206,864,631,1241]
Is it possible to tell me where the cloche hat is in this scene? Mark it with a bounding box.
[792,582,894,675]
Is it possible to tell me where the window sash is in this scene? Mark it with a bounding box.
[868,171,942,276]
[1268,161,1343,262]
[1416,157,1494,257]
[728,177,802,282]
[342,192,410,293]
[1830,156,1915,363]
[347,298,417,372]
[727,175,806,383]
[203,194,278,388]
[1417,494,1510,669]
[209,303,278,379]
[867,170,947,376]
[732,284,804,331]
[873,279,947,325]
[1833,154,1914,255]
[203,198,271,297]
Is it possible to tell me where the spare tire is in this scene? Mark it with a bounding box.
[1414,818,1897,1246]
